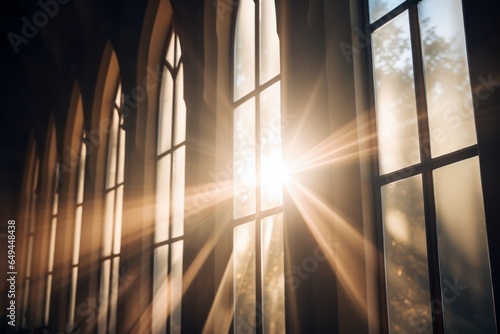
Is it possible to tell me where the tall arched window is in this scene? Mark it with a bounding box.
[152,28,186,334]
[68,133,87,326]
[20,142,39,329]
[44,159,60,326]
[98,83,126,334]
[233,0,285,332]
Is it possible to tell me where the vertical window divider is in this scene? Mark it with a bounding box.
[408,3,444,333]
[254,1,263,334]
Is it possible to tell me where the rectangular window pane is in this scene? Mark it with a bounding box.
[419,0,477,157]
[234,222,256,333]
[260,82,283,211]
[73,206,83,265]
[48,217,57,272]
[171,241,183,334]
[172,147,185,238]
[153,245,169,334]
[103,190,115,257]
[108,257,120,334]
[117,127,126,185]
[68,266,78,325]
[369,0,405,23]
[159,72,174,154]
[234,98,256,218]
[381,175,432,334]
[372,12,420,174]
[77,143,86,204]
[166,34,175,67]
[433,157,496,333]
[156,155,171,243]
[174,64,186,146]
[261,214,285,334]
[106,111,119,189]
[98,259,111,334]
[44,274,53,325]
[259,0,280,84]
[234,0,256,101]
[113,186,124,255]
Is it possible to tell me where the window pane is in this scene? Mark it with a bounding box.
[156,155,171,243]
[260,82,283,211]
[48,217,57,272]
[259,0,280,84]
[109,257,120,334]
[433,157,496,333]
[171,241,183,334]
[158,72,174,154]
[76,142,86,204]
[369,0,405,23]
[234,222,256,334]
[175,35,182,68]
[172,146,185,238]
[44,274,53,325]
[166,32,175,67]
[261,214,285,334]
[381,175,432,334]
[419,0,477,157]
[113,186,124,255]
[372,12,420,174]
[68,267,78,325]
[73,206,83,265]
[174,64,186,146]
[153,245,169,334]
[117,127,126,185]
[234,0,256,101]
[98,259,111,334]
[103,190,115,257]
[234,98,256,218]
[106,110,119,189]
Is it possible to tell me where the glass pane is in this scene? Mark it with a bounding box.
[26,236,33,277]
[73,206,83,265]
[77,142,86,204]
[234,222,256,333]
[175,34,182,67]
[106,110,119,189]
[171,241,183,334]
[158,71,174,154]
[166,33,175,67]
[381,175,432,334]
[117,127,126,185]
[109,257,120,334]
[52,191,59,215]
[156,155,171,243]
[98,259,111,334]
[174,64,187,146]
[48,217,57,272]
[260,82,283,211]
[372,12,420,174]
[369,0,405,23]
[172,146,185,238]
[434,157,496,333]
[261,214,285,334]
[68,266,78,325]
[234,0,256,101]
[114,84,121,106]
[103,190,115,257]
[234,98,256,218]
[419,0,477,157]
[153,245,169,334]
[259,0,280,84]
[113,186,124,255]
[44,274,53,325]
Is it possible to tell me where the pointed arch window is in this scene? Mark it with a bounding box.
[20,145,39,329]
[44,161,60,326]
[152,28,186,334]
[98,83,126,334]
[68,133,87,326]
[233,1,286,333]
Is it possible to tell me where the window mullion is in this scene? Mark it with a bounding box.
[408,4,444,334]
